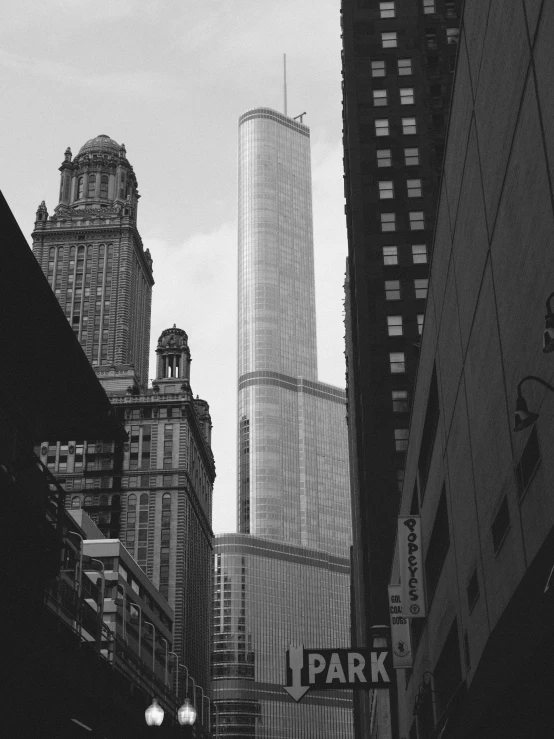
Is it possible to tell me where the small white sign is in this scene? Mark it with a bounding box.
[398,515,426,617]
[388,585,413,668]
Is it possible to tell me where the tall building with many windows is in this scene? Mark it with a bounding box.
[32,134,153,391]
[31,137,216,721]
[237,108,351,557]
[211,109,353,737]
[341,1,460,735]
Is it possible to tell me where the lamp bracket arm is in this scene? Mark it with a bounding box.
[517,375,554,397]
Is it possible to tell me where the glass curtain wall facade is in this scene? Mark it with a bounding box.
[237,108,351,557]
[212,535,352,739]
[214,108,353,736]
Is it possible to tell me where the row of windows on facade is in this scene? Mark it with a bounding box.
[376,147,420,167]
[378,178,423,198]
[386,313,424,337]
[379,28,459,50]
[374,115,447,138]
[381,211,426,231]
[386,279,428,299]
[377,0,458,19]
[77,174,109,200]
[383,244,427,265]
[373,87,416,106]
[371,55,456,82]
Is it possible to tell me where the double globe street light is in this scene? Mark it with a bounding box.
[145,697,197,729]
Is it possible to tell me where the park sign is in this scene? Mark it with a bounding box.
[398,515,426,617]
[284,645,392,702]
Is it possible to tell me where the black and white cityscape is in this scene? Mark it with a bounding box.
[3,1,554,738]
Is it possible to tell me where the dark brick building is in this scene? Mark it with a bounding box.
[341,1,460,735]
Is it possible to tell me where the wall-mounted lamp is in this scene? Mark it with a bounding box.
[543,292,554,353]
[513,375,554,432]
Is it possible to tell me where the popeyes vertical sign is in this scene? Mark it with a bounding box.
[398,516,426,618]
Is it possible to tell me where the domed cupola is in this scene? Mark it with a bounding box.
[155,325,192,391]
[56,134,140,218]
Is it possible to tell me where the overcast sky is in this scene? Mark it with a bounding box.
[1,0,348,534]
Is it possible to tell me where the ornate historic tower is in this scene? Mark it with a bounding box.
[32,134,154,391]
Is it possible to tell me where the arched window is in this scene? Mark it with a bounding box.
[100,175,109,198]
[87,174,96,198]
[99,494,109,507]
[71,496,81,509]
[77,177,84,200]
[83,496,93,507]
[111,494,121,509]
[140,493,149,505]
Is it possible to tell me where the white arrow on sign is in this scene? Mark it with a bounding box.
[284,644,310,702]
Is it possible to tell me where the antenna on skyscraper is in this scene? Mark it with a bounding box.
[283,53,288,116]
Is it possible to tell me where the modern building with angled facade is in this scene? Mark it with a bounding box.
[211,108,353,737]
[31,135,216,725]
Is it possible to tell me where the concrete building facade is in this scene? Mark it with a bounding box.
[391,2,554,736]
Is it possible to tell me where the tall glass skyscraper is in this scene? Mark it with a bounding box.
[211,109,353,737]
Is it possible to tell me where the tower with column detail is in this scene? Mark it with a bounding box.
[32,134,153,391]
[32,137,216,719]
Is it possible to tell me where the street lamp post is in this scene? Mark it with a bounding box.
[144,620,156,675]
[160,636,169,687]
[179,663,190,703]
[168,652,179,697]
[212,701,220,738]
[67,530,84,638]
[130,602,143,662]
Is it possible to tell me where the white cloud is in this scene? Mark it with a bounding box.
[145,224,238,535]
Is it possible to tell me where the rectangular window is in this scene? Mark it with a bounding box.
[372,60,386,77]
[377,149,392,167]
[381,212,396,232]
[402,117,417,134]
[382,31,397,48]
[385,280,401,300]
[383,245,398,265]
[379,1,395,18]
[392,389,409,413]
[447,28,460,44]
[410,211,425,230]
[407,178,422,197]
[390,352,405,373]
[515,426,541,499]
[412,244,428,263]
[445,2,457,18]
[426,29,438,49]
[379,181,394,199]
[425,487,450,604]
[417,314,424,334]
[467,568,480,612]
[404,147,419,165]
[373,89,388,106]
[492,496,510,554]
[423,0,436,12]
[415,278,428,298]
[387,315,403,336]
[398,58,412,75]
[395,428,409,451]
[400,88,415,105]
[375,119,390,136]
